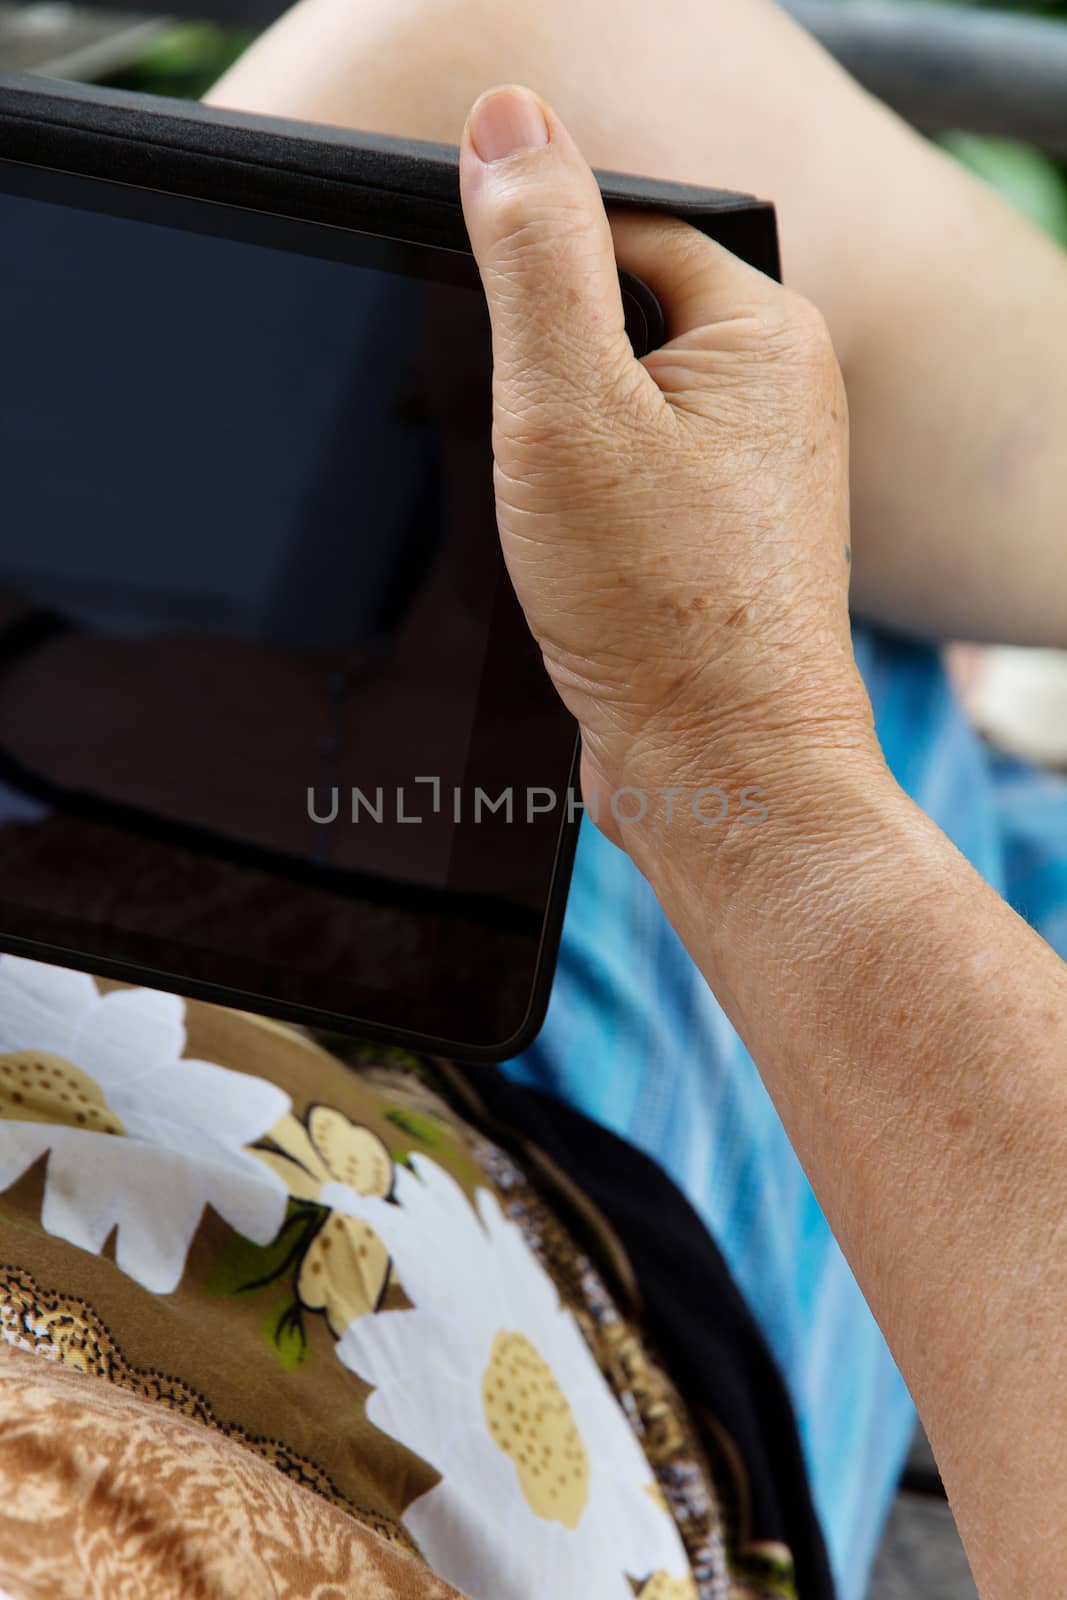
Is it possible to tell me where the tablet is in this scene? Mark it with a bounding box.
[0,74,780,1059]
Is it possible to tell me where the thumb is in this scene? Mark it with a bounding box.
[459,85,636,419]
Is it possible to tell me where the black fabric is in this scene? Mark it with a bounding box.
[457,1064,837,1600]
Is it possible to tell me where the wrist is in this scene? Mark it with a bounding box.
[603,658,886,883]
[605,707,906,967]
[622,742,932,1088]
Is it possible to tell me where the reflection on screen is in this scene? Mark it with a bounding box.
[0,176,500,893]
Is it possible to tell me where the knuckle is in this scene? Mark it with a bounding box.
[748,292,845,419]
[488,187,587,266]
[774,292,838,373]
[664,226,721,290]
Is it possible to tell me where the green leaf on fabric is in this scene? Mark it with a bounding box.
[339,1038,424,1071]
[206,1199,324,1299]
[262,1296,309,1371]
[383,1107,452,1149]
[383,1108,484,1188]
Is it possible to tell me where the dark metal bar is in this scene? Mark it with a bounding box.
[0,2,169,77]
[783,0,1067,157]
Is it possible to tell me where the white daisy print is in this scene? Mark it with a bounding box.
[329,1153,693,1600]
[0,955,289,1294]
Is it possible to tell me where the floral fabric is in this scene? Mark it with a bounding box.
[0,955,798,1600]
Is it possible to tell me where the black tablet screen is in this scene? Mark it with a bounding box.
[0,156,578,1054]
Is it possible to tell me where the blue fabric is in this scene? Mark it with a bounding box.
[990,753,1067,961]
[503,623,1058,1599]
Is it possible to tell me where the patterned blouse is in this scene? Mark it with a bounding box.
[0,953,824,1599]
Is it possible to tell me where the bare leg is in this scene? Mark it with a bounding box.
[206,0,1067,650]
[204,0,905,362]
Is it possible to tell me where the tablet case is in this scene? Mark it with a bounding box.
[0,72,781,283]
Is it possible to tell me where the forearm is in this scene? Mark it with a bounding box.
[623,745,1067,1596]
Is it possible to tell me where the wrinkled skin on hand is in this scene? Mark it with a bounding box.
[460,88,877,841]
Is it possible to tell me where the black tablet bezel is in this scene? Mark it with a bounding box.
[0,74,780,1061]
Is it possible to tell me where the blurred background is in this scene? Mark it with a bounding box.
[2,0,1065,1590]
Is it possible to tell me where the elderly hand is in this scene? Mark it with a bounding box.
[459,85,880,847]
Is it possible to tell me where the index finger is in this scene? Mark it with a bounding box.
[608,211,785,343]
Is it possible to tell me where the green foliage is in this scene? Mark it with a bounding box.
[941,131,1067,248]
[100,23,255,101]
